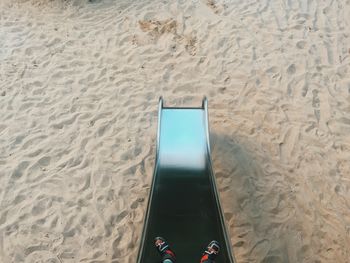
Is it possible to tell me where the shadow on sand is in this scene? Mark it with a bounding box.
[210,132,291,263]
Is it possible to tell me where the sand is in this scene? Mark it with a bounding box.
[0,0,350,262]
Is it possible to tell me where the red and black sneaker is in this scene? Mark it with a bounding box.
[200,240,220,263]
[154,237,176,262]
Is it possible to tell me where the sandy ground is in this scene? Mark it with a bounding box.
[1,0,350,262]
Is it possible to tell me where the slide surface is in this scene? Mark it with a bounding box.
[137,98,235,263]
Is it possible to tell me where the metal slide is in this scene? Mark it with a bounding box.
[137,97,236,263]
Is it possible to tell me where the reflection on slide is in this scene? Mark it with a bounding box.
[137,97,236,263]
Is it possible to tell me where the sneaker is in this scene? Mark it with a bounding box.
[154,237,176,262]
[200,240,220,263]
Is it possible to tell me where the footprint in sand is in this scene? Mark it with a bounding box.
[312,89,320,121]
[287,64,296,75]
[296,40,306,49]
[11,161,30,179]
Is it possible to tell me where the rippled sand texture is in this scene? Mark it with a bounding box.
[1,0,350,262]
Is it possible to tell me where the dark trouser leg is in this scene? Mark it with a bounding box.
[161,249,176,262]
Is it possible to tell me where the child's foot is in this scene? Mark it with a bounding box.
[154,237,176,262]
[200,240,220,263]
